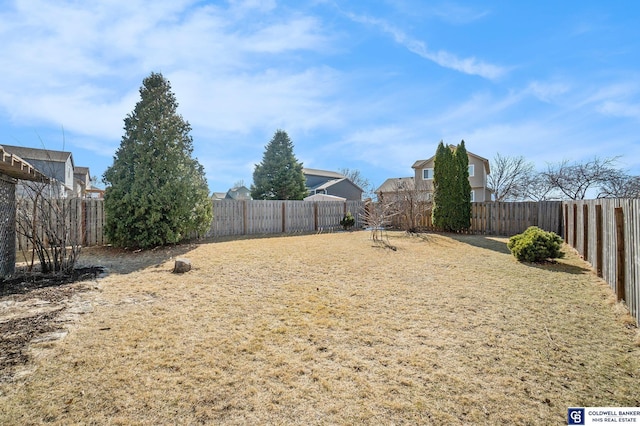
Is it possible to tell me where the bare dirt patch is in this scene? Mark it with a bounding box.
[0,267,105,381]
[0,232,638,425]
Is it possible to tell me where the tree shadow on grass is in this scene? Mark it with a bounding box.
[77,243,196,275]
[446,233,592,275]
[521,258,592,276]
[446,233,512,255]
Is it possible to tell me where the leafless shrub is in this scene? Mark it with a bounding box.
[15,180,82,274]
[361,200,397,250]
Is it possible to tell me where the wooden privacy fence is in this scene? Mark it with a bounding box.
[389,201,563,236]
[563,199,640,325]
[209,200,366,237]
[15,198,105,251]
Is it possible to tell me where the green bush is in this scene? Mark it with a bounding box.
[340,211,356,230]
[507,226,565,262]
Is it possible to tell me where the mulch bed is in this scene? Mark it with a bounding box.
[0,267,104,382]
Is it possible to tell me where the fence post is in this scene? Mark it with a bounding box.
[563,204,569,242]
[572,204,578,248]
[282,202,286,233]
[614,207,626,301]
[595,204,603,278]
[242,200,248,235]
[583,204,589,260]
[314,202,318,232]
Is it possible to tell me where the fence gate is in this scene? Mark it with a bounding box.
[0,174,16,277]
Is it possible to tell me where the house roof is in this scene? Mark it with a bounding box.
[226,185,252,200]
[0,145,49,182]
[302,168,346,179]
[309,178,343,191]
[309,177,364,194]
[74,166,90,176]
[412,146,491,174]
[303,193,346,202]
[375,177,414,193]
[1,144,73,164]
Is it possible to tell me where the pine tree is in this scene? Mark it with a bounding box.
[103,72,212,248]
[250,130,307,200]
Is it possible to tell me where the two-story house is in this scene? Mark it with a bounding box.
[376,144,492,202]
[73,166,91,197]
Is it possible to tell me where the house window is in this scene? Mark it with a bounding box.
[470,189,475,202]
[422,168,434,180]
[468,164,475,177]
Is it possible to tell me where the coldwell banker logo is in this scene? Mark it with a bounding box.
[568,408,585,425]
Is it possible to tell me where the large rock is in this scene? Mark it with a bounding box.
[173,258,191,274]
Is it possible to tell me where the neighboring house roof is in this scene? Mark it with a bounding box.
[226,185,252,200]
[0,145,48,182]
[212,192,227,200]
[412,147,491,175]
[309,178,342,192]
[375,177,414,194]
[74,166,90,176]
[302,168,346,179]
[303,193,346,202]
[1,144,73,164]
[309,177,364,194]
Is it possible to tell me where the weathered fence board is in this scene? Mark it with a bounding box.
[390,201,563,236]
[564,199,640,326]
[209,200,366,237]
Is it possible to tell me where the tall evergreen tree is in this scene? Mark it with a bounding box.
[250,130,307,200]
[453,140,472,230]
[432,140,471,231]
[432,141,455,230]
[103,72,212,249]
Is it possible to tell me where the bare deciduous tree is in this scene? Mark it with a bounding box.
[597,173,640,198]
[488,154,535,201]
[543,157,621,200]
[522,172,558,201]
[386,178,431,233]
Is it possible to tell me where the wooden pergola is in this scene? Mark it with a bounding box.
[0,144,49,181]
[0,145,48,277]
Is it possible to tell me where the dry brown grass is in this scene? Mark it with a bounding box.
[1,231,639,425]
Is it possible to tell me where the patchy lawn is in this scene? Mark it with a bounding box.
[1,231,638,425]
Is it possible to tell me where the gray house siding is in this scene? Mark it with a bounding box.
[321,179,362,200]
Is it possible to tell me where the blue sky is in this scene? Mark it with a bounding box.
[1,0,639,193]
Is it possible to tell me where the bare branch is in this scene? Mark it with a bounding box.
[543,157,622,200]
[488,154,535,201]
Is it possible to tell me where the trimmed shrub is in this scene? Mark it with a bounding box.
[507,226,565,262]
[340,212,356,230]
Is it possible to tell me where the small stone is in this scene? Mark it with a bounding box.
[173,258,191,274]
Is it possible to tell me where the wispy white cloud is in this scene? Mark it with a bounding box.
[344,12,506,80]
[0,0,335,155]
[597,101,640,120]
[428,2,490,25]
[525,81,571,103]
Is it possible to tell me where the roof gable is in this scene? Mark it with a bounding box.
[412,146,490,174]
